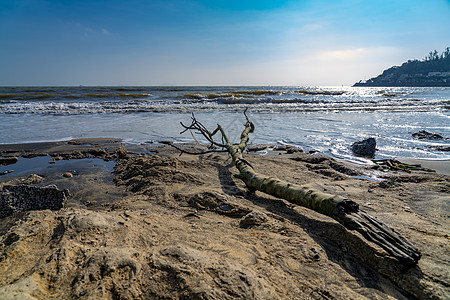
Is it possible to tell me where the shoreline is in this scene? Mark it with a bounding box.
[2,138,450,176]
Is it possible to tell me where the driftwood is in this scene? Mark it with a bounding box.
[180,112,421,265]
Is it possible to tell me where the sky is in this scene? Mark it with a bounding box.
[1,0,450,86]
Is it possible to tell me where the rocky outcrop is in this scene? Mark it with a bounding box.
[0,157,18,166]
[412,130,444,140]
[0,184,69,218]
[427,145,450,151]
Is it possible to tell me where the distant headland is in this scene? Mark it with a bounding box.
[354,47,450,87]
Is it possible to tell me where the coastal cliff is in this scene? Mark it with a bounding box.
[354,48,450,87]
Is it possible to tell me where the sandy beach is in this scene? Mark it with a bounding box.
[0,138,449,299]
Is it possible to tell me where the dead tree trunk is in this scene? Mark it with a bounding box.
[180,112,421,265]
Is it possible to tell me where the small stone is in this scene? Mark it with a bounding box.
[63,172,73,178]
[239,211,268,228]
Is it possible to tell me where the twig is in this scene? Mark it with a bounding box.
[167,143,227,156]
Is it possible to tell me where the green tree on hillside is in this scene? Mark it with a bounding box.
[354,47,450,87]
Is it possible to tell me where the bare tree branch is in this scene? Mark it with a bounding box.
[178,111,421,265]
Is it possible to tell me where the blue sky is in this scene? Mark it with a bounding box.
[1,0,449,86]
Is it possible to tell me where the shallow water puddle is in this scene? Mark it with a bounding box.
[0,156,115,180]
[1,156,124,208]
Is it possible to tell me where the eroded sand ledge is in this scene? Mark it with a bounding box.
[0,139,449,299]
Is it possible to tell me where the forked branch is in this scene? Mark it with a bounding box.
[180,113,227,149]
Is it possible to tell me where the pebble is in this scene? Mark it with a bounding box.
[63,172,73,178]
[239,211,268,227]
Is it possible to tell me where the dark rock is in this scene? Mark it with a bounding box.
[351,138,376,157]
[0,157,18,166]
[274,145,303,154]
[247,144,274,152]
[427,145,450,151]
[22,153,46,158]
[0,185,69,218]
[412,130,444,140]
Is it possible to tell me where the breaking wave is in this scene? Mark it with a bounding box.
[0,86,448,115]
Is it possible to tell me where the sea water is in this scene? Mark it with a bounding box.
[1,86,449,162]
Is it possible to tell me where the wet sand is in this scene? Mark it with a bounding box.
[0,139,449,299]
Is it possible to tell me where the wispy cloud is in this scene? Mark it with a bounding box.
[316,47,401,61]
[316,48,368,61]
[300,23,325,32]
[73,22,112,37]
[100,28,111,36]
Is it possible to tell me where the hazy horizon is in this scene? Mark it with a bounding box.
[1,0,450,86]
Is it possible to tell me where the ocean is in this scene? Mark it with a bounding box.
[1,86,449,163]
